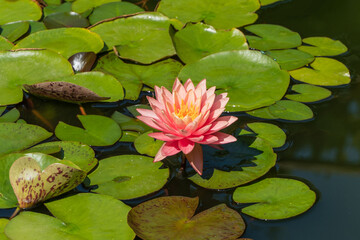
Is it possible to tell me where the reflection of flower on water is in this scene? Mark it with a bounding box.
[136,78,238,175]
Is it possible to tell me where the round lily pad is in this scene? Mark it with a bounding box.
[0,21,29,42]
[72,0,121,13]
[0,36,13,51]
[0,50,74,106]
[128,196,245,240]
[55,115,122,146]
[13,28,104,59]
[0,0,42,25]
[88,155,169,200]
[157,0,260,29]
[233,178,316,220]
[241,122,286,148]
[289,57,351,86]
[246,107,277,120]
[134,131,163,157]
[285,84,332,103]
[269,100,314,121]
[119,131,140,142]
[0,107,20,123]
[111,111,152,133]
[43,12,90,29]
[245,24,302,51]
[173,23,248,64]
[28,21,46,34]
[43,2,72,17]
[298,37,348,56]
[178,50,290,112]
[265,49,314,70]
[5,193,135,240]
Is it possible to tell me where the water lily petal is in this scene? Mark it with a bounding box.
[211,132,237,144]
[197,134,219,144]
[184,78,195,91]
[178,138,195,154]
[137,116,166,131]
[148,132,183,141]
[185,143,203,175]
[137,108,159,120]
[161,141,181,156]
[208,116,238,134]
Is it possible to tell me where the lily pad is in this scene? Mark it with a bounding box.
[260,0,285,5]
[28,21,46,34]
[128,196,245,240]
[13,28,104,59]
[0,107,20,123]
[173,22,248,64]
[298,37,348,56]
[0,0,42,25]
[43,2,72,16]
[246,107,277,120]
[233,178,316,220]
[241,122,286,148]
[178,50,290,112]
[289,57,351,86]
[10,156,86,209]
[88,155,169,200]
[0,50,74,106]
[157,0,260,29]
[43,12,90,29]
[127,104,151,117]
[134,131,163,157]
[119,131,140,142]
[269,100,314,121]
[0,36,13,51]
[72,0,122,13]
[0,219,8,240]
[90,12,176,64]
[55,115,122,146]
[111,111,152,133]
[89,2,144,25]
[285,84,332,103]
[95,53,182,99]
[4,193,135,240]
[0,21,30,42]
[245,24,302,51]
[265,49,314,70]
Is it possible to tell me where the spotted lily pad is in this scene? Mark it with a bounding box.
[0,0,42,25]
[10,156,86,209]
[265,49,314,70]
[111,111,152,133]
[245,24,302,51]
[289,57,351,86]
[13,28,104,59]
[91,12,176,64]
[88,155,169,200]
[0,21,30,42]
[134,131,163,157]
[178,50,290,112]
[157,0,260,29]
[72,0,121,13]
[298,37,348,56]
[128,196,245,240]
[0,36,13,51]
[55,115,122,146]
[4,193,135,240]
[0,107,20,123]
[285,84,332,103]
[233,178,316,220]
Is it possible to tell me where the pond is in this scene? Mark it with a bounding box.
[0,0,358,239]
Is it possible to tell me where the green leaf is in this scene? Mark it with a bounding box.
[134,131,163,157]
[265,49,314,71]
[289,57,351,86]
[88,155,169,200]
[55,115,122,146]
[260,0,286,6]
[28,21,46,34]
[111,111,152,133]
[0,108,20,123]
[72,0,122,13]
[298,37,348,56]
[0,0,42,25]
[178,50,290,112]
[89,2,144,25]
[43,2,72,16]
[157,0,260,29]
[119,131,140,142]
[13,28,103,59]
[0,21,30,42]
[285,84,332,103]
[90,12,176,64]
[5,193,135,240]
[0,50,74,106]
[173,22,248,64]
[245,24,302,51]
[246,107,277,120]
[0,219,9,240]
[241,122,286,148]
[233,178,316,220]
[128,196,245,240]
[127,104,151,117]
[269,100,314,121]
[0,36,13,51]
[43,12,90,29]
[95,53,182,99]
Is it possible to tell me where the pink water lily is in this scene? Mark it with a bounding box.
[136,78,238,175]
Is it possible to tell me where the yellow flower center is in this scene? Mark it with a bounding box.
[174,100,200,121]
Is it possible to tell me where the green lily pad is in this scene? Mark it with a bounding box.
[0,50,74,106]
[289,57,351,86]
[0,219,8,240]
[0,21,29,42]
[269,100,314,121]
[55,115,122,146]
[157,0,260,29]
[10,156,86,209]
[178,50,290,112]
[90,12,176,64]
[25,141,97,173]
[134,131,163,157]
[43,12,90,29]
[5,193,135,240]
[43,2,72,16]
[285,84,332,103]
[0,107,20,123]
[127,104,151,117]
[95,53,182,99]
[88,155,169,200]
[245,24,302,51]
[241,122,286,148]
[233,178,316,220]
[0,36,13,51]
[173,22,248,64]
[13,28,103,59]
[265,49,314,70]
[298,37,348,56]
[111,111,152,133]
[0,123,52,156]
[246,107,277,120]
[190,137,277,189]
[28,21,46,34]
[0,0,42,25]
[72,0,122,13]
[128,196,245,240]
[89,2,144,25]
[260,0,285,5]
[119,131,140,142]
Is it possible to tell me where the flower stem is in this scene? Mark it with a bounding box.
[9,207,20,220]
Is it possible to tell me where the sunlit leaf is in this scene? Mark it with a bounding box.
[0,36,13,51]
[72,0,122,13]
[0,219,8,240]
[0,0,42,25]
[0,21,29,42]
[134,131,163,157]
[298,37,348,56]
[265,49,314,70]
[0,107,20,123]
[285,84,332,103]
[43,2,71,16]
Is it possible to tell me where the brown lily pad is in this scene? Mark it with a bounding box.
[9,156,86,209]
[127,196,245,240]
